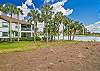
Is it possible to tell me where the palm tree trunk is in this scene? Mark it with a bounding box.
[46,22,48,44]
[54,23,56,41]
[8,22,10,41]
[58,27,59,40]
[68,32,70,40]
[72,31,76,40]
[9,20,12,42]
[17,15,20,42]
[67,26,70,40]
[34,22,36,42]
[69,32,72,40]
[36,22,37,37]
[54,35,55,41]
[9,14,13,42]
[63,24,64,40]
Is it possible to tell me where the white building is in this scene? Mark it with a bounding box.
[0,0,73,39]
[86,22,100,34]
[0,15,35,39]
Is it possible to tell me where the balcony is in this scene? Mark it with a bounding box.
[21,28,31,31]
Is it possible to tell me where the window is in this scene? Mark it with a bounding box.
[15,25,18,28]
[2,32,8,37]
[15,32,18,36]
[0,24,2,28]
[21,32,31,37]
[2,22,8,28]
[2,24,8,28]
[21,24,31,31]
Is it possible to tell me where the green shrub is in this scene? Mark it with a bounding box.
[35,36,41,41]
[20,36,41,41]
[42,37,47,41]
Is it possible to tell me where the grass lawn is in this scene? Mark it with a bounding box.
[0,40,80,53]
[0,41,35,53]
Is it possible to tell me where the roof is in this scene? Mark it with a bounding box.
[0,15,30,24]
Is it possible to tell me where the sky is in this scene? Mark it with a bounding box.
[0,0,99,25]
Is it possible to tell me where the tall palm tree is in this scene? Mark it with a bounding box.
[52,17,58,41]
[2,3,16,42]
[62,17,69,40]
[66,18,73,40]
[0,4,3,14]
[72,21,83,40]
[41,5,53,43]
[29,10,40,42]
[15,8,23,42]
[54,12,63,40]
[68,21,82,40]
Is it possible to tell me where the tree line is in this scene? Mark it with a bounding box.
[0,3,85,43]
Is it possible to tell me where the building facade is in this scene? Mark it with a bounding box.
[0,19,34,39]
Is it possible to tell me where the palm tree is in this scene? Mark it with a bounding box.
[66,18,73,40]
[54,12,63,40]
[48,19,55,41]
[14,8,23,42]
[41,5,53,43]
[68,21,82,40]
[2,3,16,42]
[0,4,3,14]
[62,17,69,40]
[29,10,40,42]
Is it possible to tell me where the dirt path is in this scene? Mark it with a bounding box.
[0,42,100,71]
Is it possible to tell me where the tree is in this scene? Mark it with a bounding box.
[41,5,53,43]
[29,10,40,42]
[14,8,23,42]
[72,21,82,40]
[2,3,16,42]
[66,18,73,40]
[0,4,3,13]
[67,21,83,40]
[54,12,63,40]
[51,17,58,41]
[62,16,68,40]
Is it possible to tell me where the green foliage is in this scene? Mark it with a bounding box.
[20,36,41,41]
[0,3,86,42]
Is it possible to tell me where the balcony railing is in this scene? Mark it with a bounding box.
[21,28,31,31]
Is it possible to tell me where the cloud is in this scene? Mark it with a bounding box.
[25,0,32,6]
[25,0,35,9]
[51,0,73,16]
[16,0,73,20]
[44,0,51,3]
[66,9,73,16]
[17,0,36,19]
[86,22,100,33]
[44,0,68,3]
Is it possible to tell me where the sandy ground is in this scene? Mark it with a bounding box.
[0,42,100,71]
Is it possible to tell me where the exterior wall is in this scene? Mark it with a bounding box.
[0,19,9,38]
[0,19,64,39]
[0,19,34,38]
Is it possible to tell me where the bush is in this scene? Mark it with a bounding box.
[35,36,41,41]
[42,37,47,41]
[20,36,41,41]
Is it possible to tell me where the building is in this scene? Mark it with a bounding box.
[86,22,100,34]
[0,15,34,39]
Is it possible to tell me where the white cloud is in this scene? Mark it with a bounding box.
[51,0,73,16]
[44,0,51,3]
[95,21,100,24]
[86,22,100,33]
[16,0,73,20]
[66,9,73,16]
[25,0,32,6]
[17,0,36,19]
[25,0,35,9]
